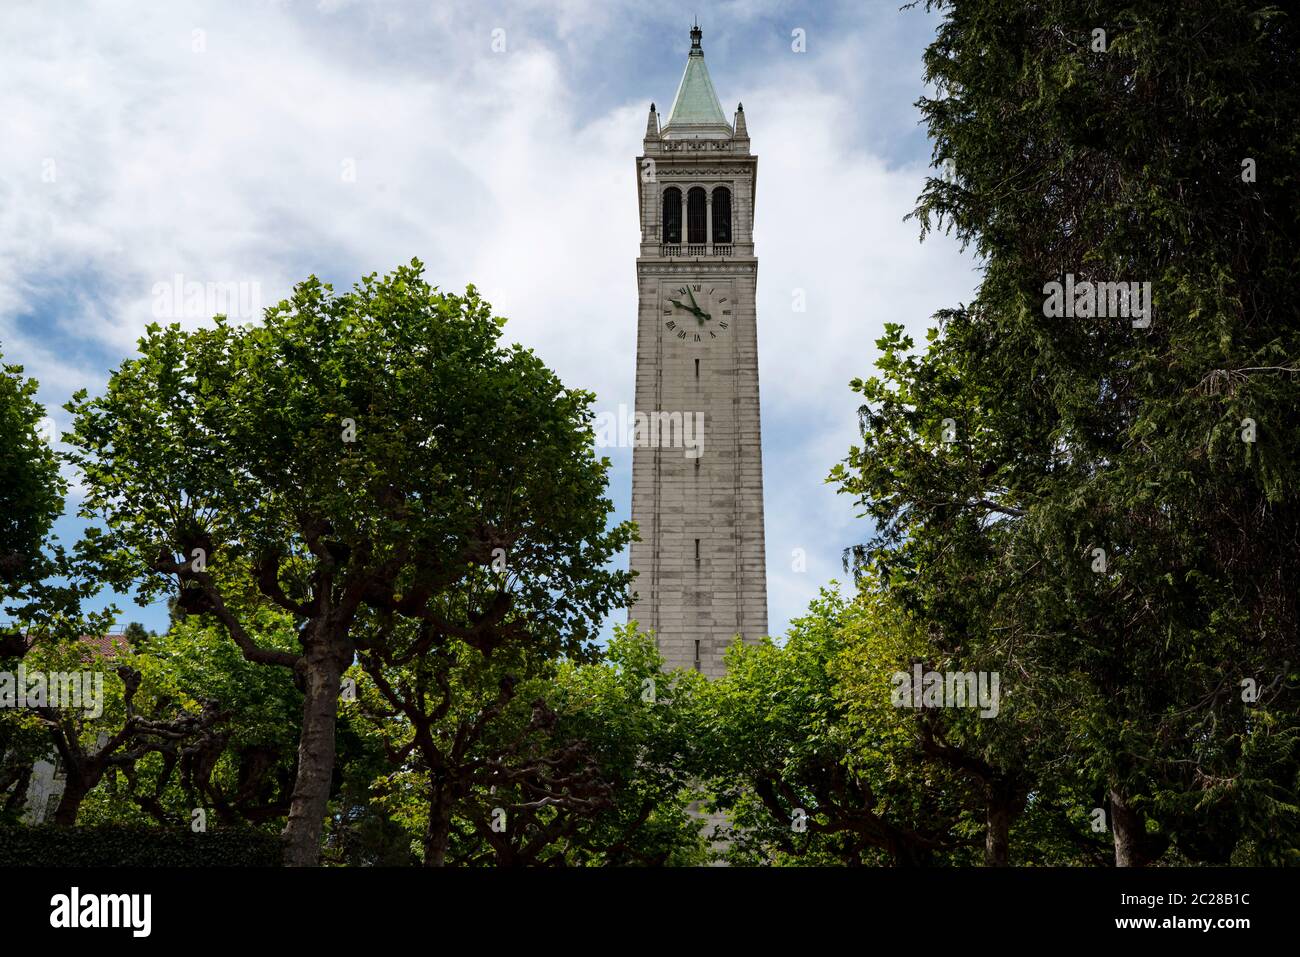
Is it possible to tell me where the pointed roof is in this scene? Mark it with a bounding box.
[644,102,660,141]
[662,24,732,138]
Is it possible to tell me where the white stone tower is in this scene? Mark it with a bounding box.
[628,23,767,676]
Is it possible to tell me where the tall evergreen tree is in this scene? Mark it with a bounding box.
[834,0,1300,864]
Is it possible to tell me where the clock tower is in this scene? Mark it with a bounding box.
[629,24,767,676]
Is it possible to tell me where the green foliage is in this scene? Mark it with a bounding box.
[350,624,705,866]
[10,630,229,827]
[0,349,99,630]
[79,614,306,828]
[545,627,708,865]
[0,353,62,612]
[694,587,980,865]
[63,260,632,657]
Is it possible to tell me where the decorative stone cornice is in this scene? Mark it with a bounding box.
[655,167,751,177]
[636,261,757,276]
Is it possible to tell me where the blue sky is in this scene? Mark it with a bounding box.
[1,0,979,639]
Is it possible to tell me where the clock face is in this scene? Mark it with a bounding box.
[660,280,733,345]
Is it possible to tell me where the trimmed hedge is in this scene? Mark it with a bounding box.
[0,825,282,866]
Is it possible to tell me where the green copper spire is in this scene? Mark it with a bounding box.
[662,23,732,137]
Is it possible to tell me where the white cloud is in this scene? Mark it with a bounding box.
[0,0,976,638]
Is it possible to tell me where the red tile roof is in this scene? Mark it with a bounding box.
[1,631,131,660]
[80,633,130,659]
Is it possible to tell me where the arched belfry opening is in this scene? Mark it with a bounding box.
[711,187,732,245]
[662,187,682,244]
[687,187,707,244]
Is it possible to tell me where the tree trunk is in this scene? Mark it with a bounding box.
[983,786,1024,866]
[1110,788,1154,867]
[984,798,1015,866]
[52,778,91,826]
[281,639,346,867]
[423,786,453,867]
[2,765,32,815]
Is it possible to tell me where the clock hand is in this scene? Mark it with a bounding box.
[669,297,707,322]
[684,289,715,324]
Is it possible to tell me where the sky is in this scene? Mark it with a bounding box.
[0,0,980,639]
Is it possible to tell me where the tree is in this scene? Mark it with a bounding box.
[65,261,633,864]
[542,627,707,866]
[355,623,598,867]
[694,588,979,866]
[121,622,153,645]
[0,350,62,624]
[833,0,1300,865]
[0,351,64,817]
[354,625,705,866]
[11,633,228,826]
[829,577,1111,866]
[1,350,118,822]
[0,705,46,823]
[79,611,307,829]
[0,349,98,631]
